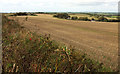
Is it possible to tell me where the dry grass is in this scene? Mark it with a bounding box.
[8,14,118,71]
[3,15,115,72]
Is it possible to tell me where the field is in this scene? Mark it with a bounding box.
[3,15,113,72]
[69,13,92,19]
[9,14,118,70]
[69,13,117,20]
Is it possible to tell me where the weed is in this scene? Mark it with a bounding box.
[2,15,113,72]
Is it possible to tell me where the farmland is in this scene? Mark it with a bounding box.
[3,14,114,72]
[69,13,118,20]
[11,14,118,70]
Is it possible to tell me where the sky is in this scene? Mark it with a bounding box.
[0,0,119,12]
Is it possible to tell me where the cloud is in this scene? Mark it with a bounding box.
[0,0,119,12]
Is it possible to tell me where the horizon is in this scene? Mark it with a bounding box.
[1,11,118,13]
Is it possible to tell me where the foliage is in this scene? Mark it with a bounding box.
[78,17,90,21]
[107,19,120,22]
[98,16,108,22]
[2,15,112,72]
[53,13,119,22]
[91,18,95,21]
[14,12,28,16]
[29,13,37,16]
[10,12,37,16]
[71,16,78,20]
[53,13,70,19]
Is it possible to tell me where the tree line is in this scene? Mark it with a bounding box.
[53,13,120,22]
[10,12,37,16]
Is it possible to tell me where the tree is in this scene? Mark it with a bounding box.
[53,13,70,19]
[53,15,57,17]
[15,12,28,16]
[78,17,90,21]
[91,18,95,21]
[71,16,78,20]
[98,16,108,22]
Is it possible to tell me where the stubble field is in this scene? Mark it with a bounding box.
[12,14,118,70]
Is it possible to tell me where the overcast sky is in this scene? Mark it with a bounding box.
[0,0,119,12]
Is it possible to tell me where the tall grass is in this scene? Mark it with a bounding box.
[2,15,112,72]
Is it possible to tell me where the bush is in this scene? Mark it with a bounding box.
[12,13,37,16]
[91,18,95,21]
[53,13,70,19]
[98,16,108,22]
[107,19,120,22]
[53,15,57,17]
[29,13,37,16]
[14,12,28,16]
[78,17,90,21]
[95,15,100,18]
[71,16,78,20]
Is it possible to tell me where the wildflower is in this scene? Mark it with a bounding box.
[29,38,32,41]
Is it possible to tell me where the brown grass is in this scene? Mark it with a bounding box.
[11,14,118,70]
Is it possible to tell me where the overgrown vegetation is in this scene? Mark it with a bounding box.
[10,12,37,16]
[2,15,113,72]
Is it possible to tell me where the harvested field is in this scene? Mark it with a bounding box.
[11,14,118,70]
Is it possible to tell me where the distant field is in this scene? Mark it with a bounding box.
[11,14,118,70]
[69,14,90,17]
[69,13,92,19]
[69,13,117,20]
